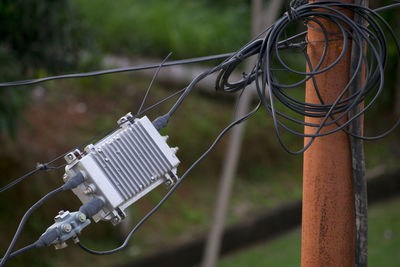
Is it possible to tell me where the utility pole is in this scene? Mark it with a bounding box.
[201,1,283,267]
[301,0,356,266]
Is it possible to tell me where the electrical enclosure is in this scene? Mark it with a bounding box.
[63,114,180,224]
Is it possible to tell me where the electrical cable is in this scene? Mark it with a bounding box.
[77,101,261,255]
[0,198,105,264]
[0,85,187,194]
[0,172,85,267]
[76,0,400,260]
[0,28,308,193]
[0,53,235,88]
[212,1,400,154]
[136,52,172,116]
[0,243,36,262]
[2,1,400,263]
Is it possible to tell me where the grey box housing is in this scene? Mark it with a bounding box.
[63,114,180,224]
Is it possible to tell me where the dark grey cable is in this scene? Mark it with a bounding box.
[0,173,84,266]
[137,52,172,115]
[0,53,235,88]
[77,102,261,255]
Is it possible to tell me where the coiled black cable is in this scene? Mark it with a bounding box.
[214,1,400,154]
[75,1,400,261]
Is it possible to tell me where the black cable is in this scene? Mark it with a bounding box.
[0,187,63,267]
[211,1,400,154]
[2,0,400,262]
[0,23,307,193]
[75,0,400,256]
[0,53,235,88]
[0,85,187,194]
[0,172,84,266]
[136,52,172,115]
[77,101,261,255]
[0,243,36,262]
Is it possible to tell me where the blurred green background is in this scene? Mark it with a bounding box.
[0,0,399,266]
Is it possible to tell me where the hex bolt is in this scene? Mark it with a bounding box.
[83,188,92,195]
[62,223,72,233]
[72,236,80,244]
[77,213,87,223]
[54,242,68,250]
[112,217,119,224]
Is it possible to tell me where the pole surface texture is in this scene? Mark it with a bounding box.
[302,1,355,266]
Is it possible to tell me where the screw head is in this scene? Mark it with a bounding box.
[62,223,72,233]
[112,217,120,224]
[77,213,87,223]
[59,210,65,216]
[83,188,92,195]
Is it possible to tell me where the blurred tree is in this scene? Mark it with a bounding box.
[0,0,90,137]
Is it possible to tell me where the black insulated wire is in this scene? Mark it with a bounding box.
[213,1,400,154]
[0,172,85,266]
[1,1,399,263]
[77,101,262,255]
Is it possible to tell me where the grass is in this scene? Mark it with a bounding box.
[1,61,398,267]
[218,197,400,267]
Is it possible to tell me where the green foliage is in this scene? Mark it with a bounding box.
[0,0,89,71]
[218,198,400,267]
[74,0,250,58]
[0,0,91,137]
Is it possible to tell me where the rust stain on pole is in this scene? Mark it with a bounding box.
[302,1,355,266]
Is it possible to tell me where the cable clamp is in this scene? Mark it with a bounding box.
[36,162,49,171]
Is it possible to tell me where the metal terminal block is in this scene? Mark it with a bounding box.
[43,210,91,250]
[63,115,180,224]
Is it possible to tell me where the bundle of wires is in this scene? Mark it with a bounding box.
[1,0,399,266]
[214,0,400,154]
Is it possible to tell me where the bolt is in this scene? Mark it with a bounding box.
[171,147,179,154]
[77,213,87,223]
[72,236,80,244]
[112,217,120,224]
[62,174,69,182]
[59,210,65,216]
[165,180,172,186]
[83,187,92,195]
[62,223,72,233]
[54,242,68,250]
[67,154,74,160]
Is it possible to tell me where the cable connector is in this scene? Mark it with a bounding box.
[79,198,105,218]
[62,171,85,191]
[152,114,170,130]
[42,209,91,250]
[64,115,180,225]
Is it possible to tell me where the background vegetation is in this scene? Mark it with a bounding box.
[0,0,399,266]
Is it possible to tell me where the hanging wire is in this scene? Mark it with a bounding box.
[1,0,400,262]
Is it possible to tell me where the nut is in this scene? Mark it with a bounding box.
[112,217,120,224]
[77,213,87,223]
[62,223,72,233]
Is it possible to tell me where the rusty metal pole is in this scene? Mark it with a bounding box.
[301,1,355,266]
